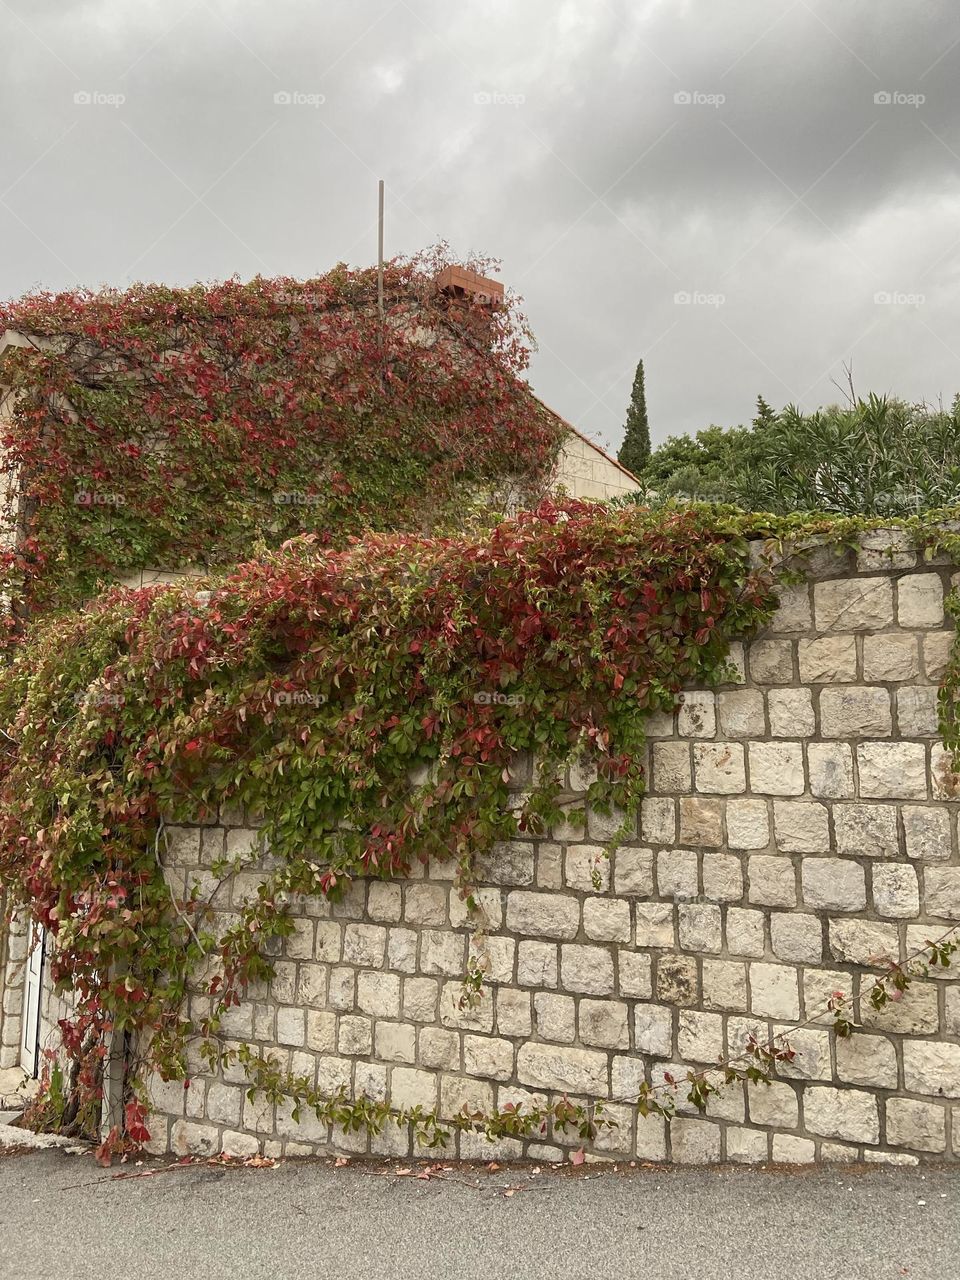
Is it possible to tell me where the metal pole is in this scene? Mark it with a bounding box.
[377,179,384,323]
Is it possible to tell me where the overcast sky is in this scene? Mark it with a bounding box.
[2,0,959,455]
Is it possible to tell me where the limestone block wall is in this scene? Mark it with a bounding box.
[133,536,960,1162]
[0,911,28,1070]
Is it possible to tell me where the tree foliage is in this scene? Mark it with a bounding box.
[632,395,960,516]
[617,359,651,476]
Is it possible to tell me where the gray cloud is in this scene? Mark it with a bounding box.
[2,0,959,454]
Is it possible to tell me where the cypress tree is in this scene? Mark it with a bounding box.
[617,359,651,476]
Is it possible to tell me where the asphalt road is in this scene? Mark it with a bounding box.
[1,1148,958,1280]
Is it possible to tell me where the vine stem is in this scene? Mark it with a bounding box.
[630,920,960,1113]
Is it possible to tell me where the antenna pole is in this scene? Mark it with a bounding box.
[377,179,385,322]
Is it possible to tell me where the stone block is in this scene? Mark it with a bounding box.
[748,742,804,795]
[513,938,557,989]
[516,1044,608,1096]
[694,742,746,795]
[726,907,765,957]
[276,1006,306,1047]
[702,852,743,902]
[568,844,611,896]
[496,988,532,1038]
[463,1035,515,1082]
[820,687,892,738]
[655,954,699,1006]
[314,921,343,963]
[420,930,466,976]
[770,912,822,963]
[903,806,952,861]
[534,992,575,1041]
[834,803,899,859]
[439,1074,493,1119]
[678,903,722,953]
[717,689,765,738]
[828,918,898,966]
[618,950,653,999]
[652,742,692,793]
[561,944,615,995]
[475,841,535,886]
[804,1086,880,1144]
[657,848,699,900]
[357,971,401,1018]
[367,882,402,922]
[857,742,927,800]
[861,981,939,1034]
[404,884,447,926]
[677,1009,723,1062]
[587,804,632,842]
[872,863,920,918]
[769,583,812,633]
[772,1135,815,1163]
[702,959,748,1011]
[583,897,631,942]
[748,639,795,684]
[773,800,830,853]
[923,631,954,680]
[897,573,944,628]
[768,689,816,738]
[924,867,960,919]
[677,691,716,738]
[725,1126,769,1163]
[798,635,857,683]
[726,799,770,850]
[896,687,940,738]
[613,847,654,895]
[671,1118,721,1163]
[814,577,893,632]
[902,1041,960,1098]
[931,744,960,800]
[807,743,855,799]
[342,923,386,967]
[536,843,564,890]
[635,902,675,948]
[856,528,917,571]
[306,1010,336,1052]
[633,1004,674,1057]
[418,1026,461,1071]
[886,1098,946,1152]
[862,634,920,682]
[748,855,797,908]
[439,981,493,1033]
[679,797,724,847]
[579,999,630,1050]
[402,976,438,1022]
[747,1081,799,1127]
[390,1067,437,1112]
[750,963,800,1019]
[641,798,676,844]
[835,1033,898,1089]
[803,858,866,914]
[635,1114,669,1160]
[506,892,580,940]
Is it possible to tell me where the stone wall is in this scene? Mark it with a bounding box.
[136,534,960,1162]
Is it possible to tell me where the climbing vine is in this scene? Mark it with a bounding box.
[2,500,960,1153]
[0,247,564,634]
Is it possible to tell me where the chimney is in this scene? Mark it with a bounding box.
[436,265,504,307]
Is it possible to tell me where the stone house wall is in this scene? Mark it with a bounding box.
[137,532,960,1165]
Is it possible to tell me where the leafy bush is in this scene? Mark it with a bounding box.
[631,395,960,516]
